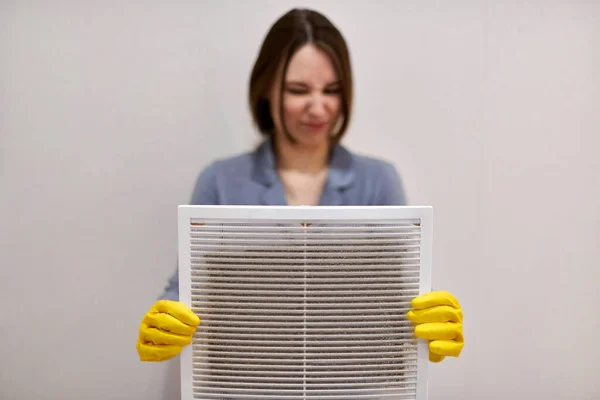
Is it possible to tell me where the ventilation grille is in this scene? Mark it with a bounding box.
[179,206,431,400]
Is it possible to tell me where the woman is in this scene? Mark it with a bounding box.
[137,8,464,364]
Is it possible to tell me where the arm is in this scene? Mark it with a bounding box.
[159,162,220,301]
[138,163,221,362]
[372,162,465,362]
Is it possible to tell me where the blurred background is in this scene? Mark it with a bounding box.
[1,0,598,399]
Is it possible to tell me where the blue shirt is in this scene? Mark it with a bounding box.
[160,138,407,300]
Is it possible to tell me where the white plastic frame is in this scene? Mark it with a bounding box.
[178,205,433,400]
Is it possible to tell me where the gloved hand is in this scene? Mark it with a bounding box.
[406,291,464,363]
[136,300,200,362]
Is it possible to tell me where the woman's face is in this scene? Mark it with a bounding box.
[269,43,342,150]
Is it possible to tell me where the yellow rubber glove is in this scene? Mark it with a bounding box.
[136,300,200,362]
[406,291,464,363]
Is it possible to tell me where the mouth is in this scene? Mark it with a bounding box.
[302,122,329,132]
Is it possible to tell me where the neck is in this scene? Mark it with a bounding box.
[273,136,330,174]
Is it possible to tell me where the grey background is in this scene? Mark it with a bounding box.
[1,1,598,399]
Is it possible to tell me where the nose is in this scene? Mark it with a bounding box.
[307,94,327,117]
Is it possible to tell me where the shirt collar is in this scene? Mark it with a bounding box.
[251,136,355,190]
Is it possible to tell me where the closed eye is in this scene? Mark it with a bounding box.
[284,83,342,96]
[285,87,309,95]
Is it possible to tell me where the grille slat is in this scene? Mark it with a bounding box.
[191,295,417,303]
[192,386,418,399]
[191,262,421,269]
[191,356,419,365]
[192,361,418,370]
[191,256,421,264]
[195,327,417,335]
[199,315,411,322]
[191,243,421,251]
[192,367,418,377]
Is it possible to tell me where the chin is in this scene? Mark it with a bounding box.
[294,131,330,149]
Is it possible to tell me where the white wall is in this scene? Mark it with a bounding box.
[1,1,598,399]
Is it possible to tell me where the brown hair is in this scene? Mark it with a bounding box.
[249,8,353,145]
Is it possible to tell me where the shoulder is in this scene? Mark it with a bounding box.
[343,146,402,186]
[351,151,399,178]
[207,150,256,177]
[190,149,257,205]
[344,147,408,205]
